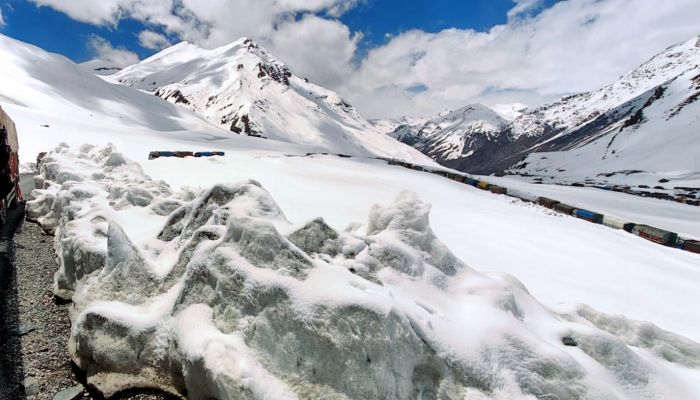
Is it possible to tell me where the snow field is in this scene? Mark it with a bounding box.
[137,152,700,343]
[25,144,700,399]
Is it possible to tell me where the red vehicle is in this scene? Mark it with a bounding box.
[0,106,22,224]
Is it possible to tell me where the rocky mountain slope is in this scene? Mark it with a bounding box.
[391,35,700,179]
[396,104,510,162]
[111,38,430,161]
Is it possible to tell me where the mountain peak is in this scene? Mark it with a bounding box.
[109,36,430,162]
[431,103,508,130]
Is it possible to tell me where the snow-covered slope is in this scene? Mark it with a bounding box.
[111,38,430,162]
[370,116,428,135]
[510,35,700,139]
[491,103,528,121]
[79,59,123,76]
[392,35,700,179]
[26,144,700,399]
[0,34,220,136]
[509,54,700,184]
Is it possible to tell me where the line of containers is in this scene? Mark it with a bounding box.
[575,182,698,207]
[148,151,225,160]
[386,159,700,254]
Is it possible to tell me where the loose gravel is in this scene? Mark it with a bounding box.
[1,219,179,400]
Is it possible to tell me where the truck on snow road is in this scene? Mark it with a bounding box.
[0,106,22,224]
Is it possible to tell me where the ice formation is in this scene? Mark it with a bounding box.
[26,145,700,399]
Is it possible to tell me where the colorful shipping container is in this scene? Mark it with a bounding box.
[490,186,507,195]
[194,151,225,157]
[553,203,576,215]
[631,224,678,246]
[574,209,604,224]
[682,239,700,254]
[537,197,559,209]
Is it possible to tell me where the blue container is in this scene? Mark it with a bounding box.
[194,151,225,157]
[465,178,479,187]
[574,209,604,224]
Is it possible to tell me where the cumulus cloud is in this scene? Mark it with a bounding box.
[266,14,360,88]
[87,35,140,67]
[30,0,700,119]
[30,0,358,39]
[138,30,171,50]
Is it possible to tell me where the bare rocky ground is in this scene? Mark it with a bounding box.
[1,217,180,400]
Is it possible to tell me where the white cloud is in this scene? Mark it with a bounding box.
[31,0,128,26]
[29,0,357,38]
[0,7,5,27]
[266,14,360,88]
[87,35,140,67]
[138,30,170,50]
[29,0,700,119]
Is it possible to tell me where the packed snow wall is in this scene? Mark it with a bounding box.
[26,144,700,399]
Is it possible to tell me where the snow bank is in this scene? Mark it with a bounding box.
[28,145,700,399]
[26,143,172,299]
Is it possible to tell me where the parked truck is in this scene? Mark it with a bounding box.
[0,106,21,224]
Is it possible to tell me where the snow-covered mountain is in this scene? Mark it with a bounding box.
[0,33,428,164]
[387,103,516,172]
[0,33,230,140]
[490,102,528,121]
[407,104,510,161]
[369,116,428,135]
[392,35,700,180]
[111,38,428,161]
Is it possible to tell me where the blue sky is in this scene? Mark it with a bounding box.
[0,0,541,63]
[342,1,514,46]
[1,1,158,61]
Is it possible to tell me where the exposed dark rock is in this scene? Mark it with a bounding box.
[154,89,190,105]
[229,113,259,136]
[256,62,291,86]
